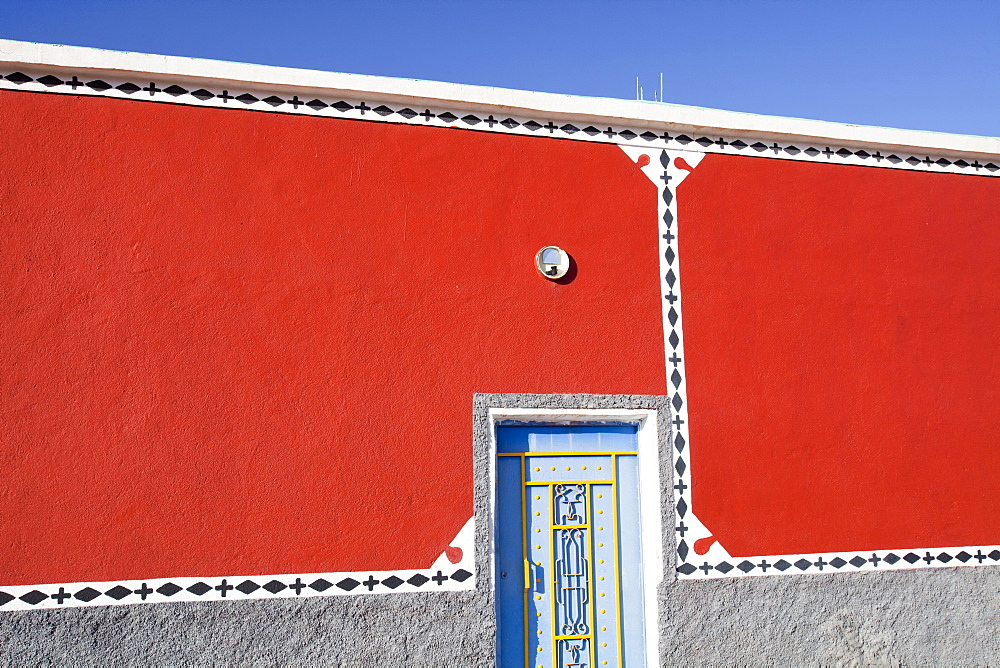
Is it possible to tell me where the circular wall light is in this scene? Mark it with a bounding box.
[536,246,570,280]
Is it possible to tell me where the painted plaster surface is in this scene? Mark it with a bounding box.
[678,153,1000,560]
[0,89,663,591]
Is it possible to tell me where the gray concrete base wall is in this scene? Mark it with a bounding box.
[2,393,998,665]
[661,567,1000,666]
[0,591,492,666]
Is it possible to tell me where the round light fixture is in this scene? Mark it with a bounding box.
[535,246,570,280]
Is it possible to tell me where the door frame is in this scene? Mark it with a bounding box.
[486,405,664,666]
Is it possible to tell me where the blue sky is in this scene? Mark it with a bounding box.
[3,1,998,137]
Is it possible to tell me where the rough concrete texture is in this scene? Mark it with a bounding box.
[660,566,1000,666]
[3,392,999,665]
[0,591,491,666]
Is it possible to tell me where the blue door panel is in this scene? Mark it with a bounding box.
[497,455,527,666]
[496,424,646,668]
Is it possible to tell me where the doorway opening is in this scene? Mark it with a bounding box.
[489,408,662,668]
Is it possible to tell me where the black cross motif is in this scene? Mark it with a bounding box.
[665,292,678,304]
[144,82,161,96]
[662,230,675,243]
[673,479,688,494]
[362,576,379,591]
[355,102,371,115]
[672,415,685,429]
[975,550,986,563]
[923,156,934,167]
[544,122,558,133]
[431,571,448,585]
[758,560,771,573]
[923,552,935,564]
[52,587,71,604]
[699,562,713,575]
[668,352,682,367]
[219,90,233,103]
[290,578,306,595]
[660,132,673,142]
[288,96,302,109]
[770,143,782,154]
[659,172,673,184]
[214,579,233,597]
[603,127,616,138]
[869,553,881,567]
[813,557,827,570]
[135,583,154,600]
[420,109,435,122]
[822,147,834,159]
[484,115,498,127]
[66,76,83,89]
[872,151,883,161]
[675,521,688,538]
[716,137,728,149]
[972,160,983,170]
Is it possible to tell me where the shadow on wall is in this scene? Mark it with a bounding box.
[552,253,578,285]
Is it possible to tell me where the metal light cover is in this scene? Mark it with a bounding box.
[535,246,569,280]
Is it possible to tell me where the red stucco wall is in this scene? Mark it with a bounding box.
[0,90,664,586]
[681,154,1000,557]
[9,81,999,588]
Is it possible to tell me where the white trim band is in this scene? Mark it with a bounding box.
[0,38,997,161]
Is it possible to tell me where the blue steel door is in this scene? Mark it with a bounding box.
[496,425,646,668]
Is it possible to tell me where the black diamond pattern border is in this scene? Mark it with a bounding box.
[0,69,996,179]
[678,548,1000,578]
[655,147,1000,580]
[0,568,474,610]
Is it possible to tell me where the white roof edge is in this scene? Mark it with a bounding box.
[2,38,998,159]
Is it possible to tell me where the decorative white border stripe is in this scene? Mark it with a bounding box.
[678,546,1000,580]
[0,565,474,612]
[0,518,475,611]
[4,38,999,160]
[1,67,998,179]
[619,144,1000,580]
